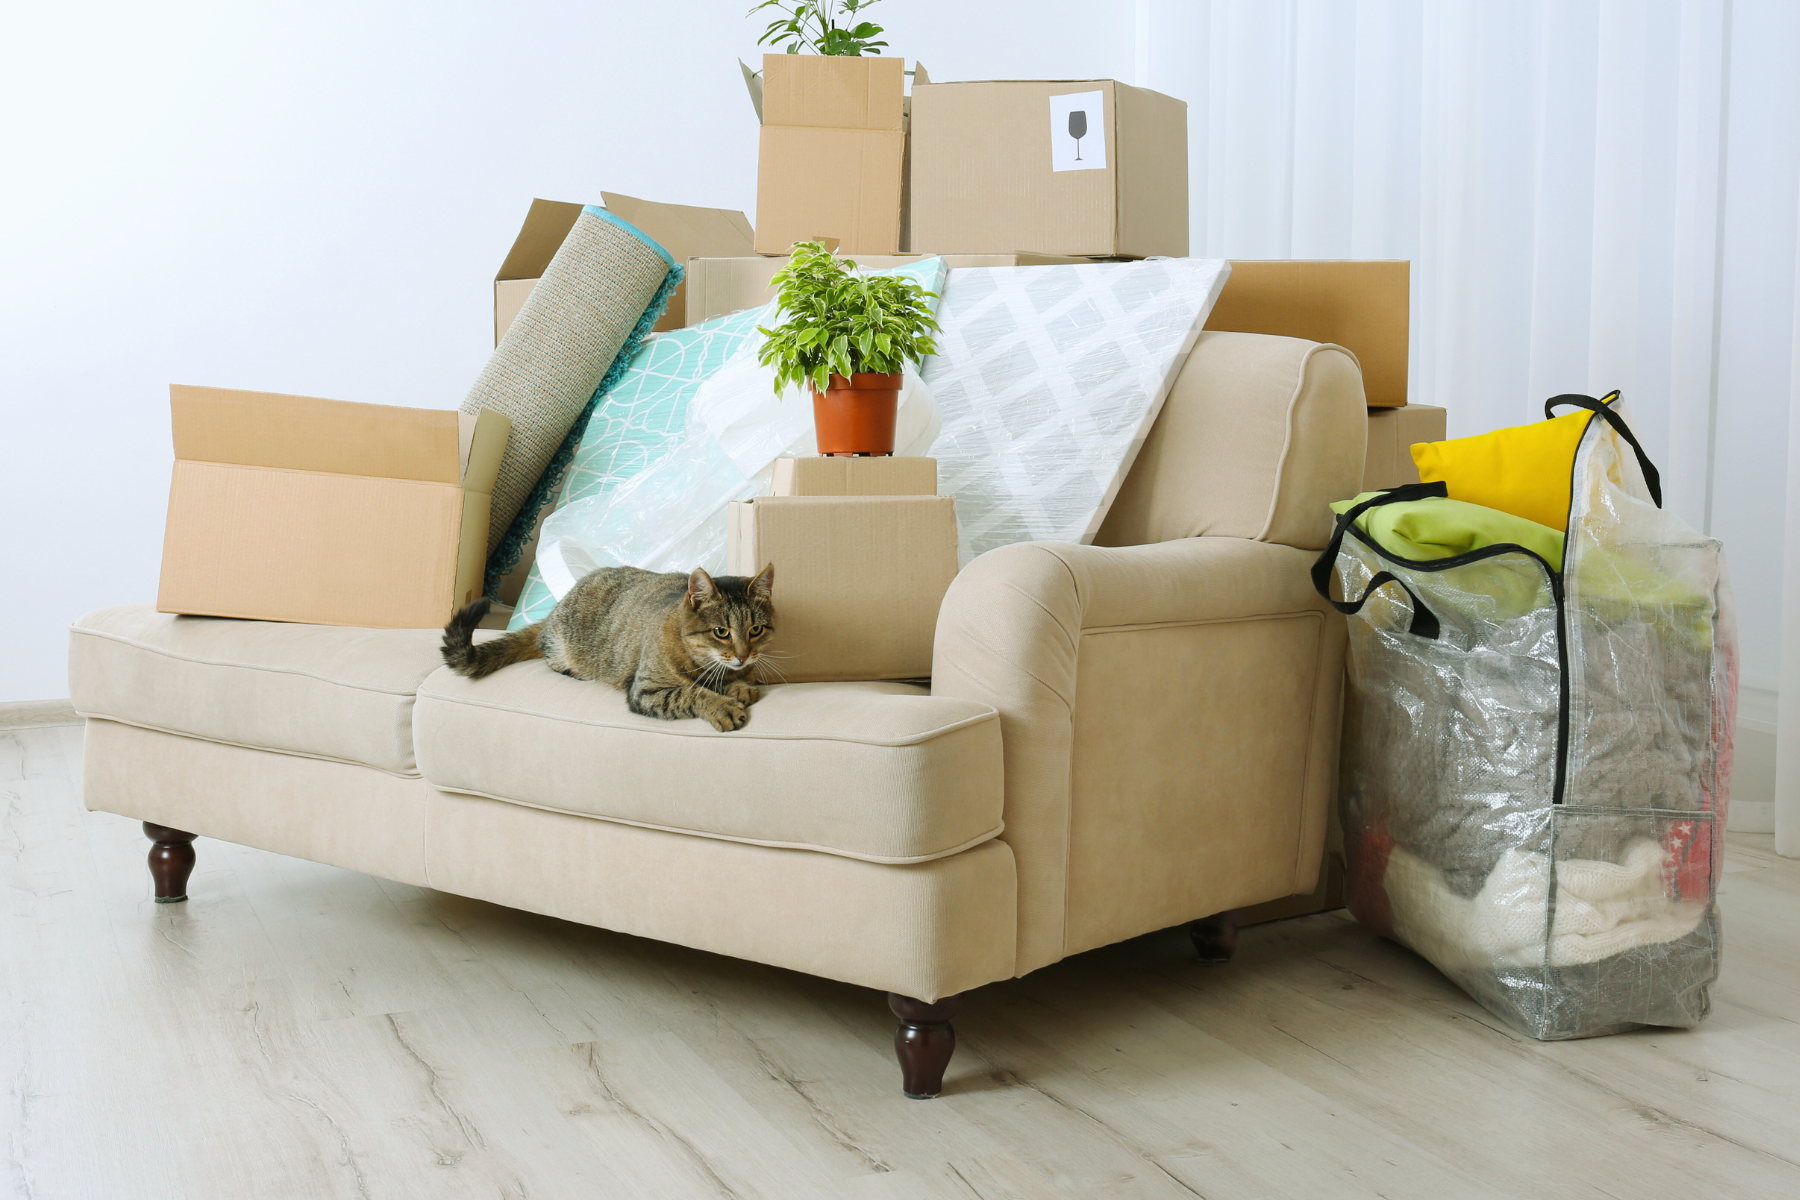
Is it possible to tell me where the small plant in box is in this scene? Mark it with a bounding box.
[758,240,940,456]
[749,0,888,56]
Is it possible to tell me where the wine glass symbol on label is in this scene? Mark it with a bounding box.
[1050,91,1105,171]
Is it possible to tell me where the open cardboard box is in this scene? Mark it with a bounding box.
[754,53,909,256]
[157,386,509,628]
[493,193,755,344]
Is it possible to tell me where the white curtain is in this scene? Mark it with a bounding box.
[1139,0,1800,850]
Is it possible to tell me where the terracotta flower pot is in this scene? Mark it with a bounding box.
[811,372,901,456]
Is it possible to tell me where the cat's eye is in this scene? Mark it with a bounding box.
[712,627,731,639]
[749,625,765,637]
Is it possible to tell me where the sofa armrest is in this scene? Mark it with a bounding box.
[931,537,1341,973]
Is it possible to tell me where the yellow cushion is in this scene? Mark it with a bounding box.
[1410,410,1591,531]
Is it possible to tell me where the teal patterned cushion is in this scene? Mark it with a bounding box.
[508,304,769,628]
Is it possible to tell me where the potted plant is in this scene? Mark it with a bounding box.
[749,0,888,56]
[758,241,940,456]
[740,1,893,118]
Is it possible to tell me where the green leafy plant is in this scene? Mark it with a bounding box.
[749,0,888,56]
[757,241,940,397]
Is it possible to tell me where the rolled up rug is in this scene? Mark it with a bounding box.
[462,205,681,595]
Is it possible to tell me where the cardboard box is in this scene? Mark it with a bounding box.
[755,54,907,256]
[1206,261,1411,407]
[493,193,755,344]
[908,78,1188,258]
[683,252,1084,326]
[771,456,937,496]
[1363,404,1446,491]
[727,495,957,681]
[157,386,509,628]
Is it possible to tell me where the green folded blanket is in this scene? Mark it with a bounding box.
[1331,492,1566,567]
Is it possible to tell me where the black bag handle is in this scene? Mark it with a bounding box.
[1543,390,1662,508]
[1311,482,1446,640]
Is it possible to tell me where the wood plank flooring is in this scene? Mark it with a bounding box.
[6,721,1799,1199]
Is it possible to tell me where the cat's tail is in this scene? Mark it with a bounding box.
[440,598,544,679]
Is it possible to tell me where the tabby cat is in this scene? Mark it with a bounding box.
[440,565,776,731]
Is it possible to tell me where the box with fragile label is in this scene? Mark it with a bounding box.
[908,78,1188,258]
[157,386,509,628]
[755,54,908,256]
[493,193,755,343]
[728,495,957,681]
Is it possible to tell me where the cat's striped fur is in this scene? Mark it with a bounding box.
[441,565,776,731]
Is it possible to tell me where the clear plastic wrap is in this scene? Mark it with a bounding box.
[1325,398,1736,1039]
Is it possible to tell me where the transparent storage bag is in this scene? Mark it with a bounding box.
[1315,394,1737,1039]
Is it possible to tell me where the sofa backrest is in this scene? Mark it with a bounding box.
[1095,331,1368,552]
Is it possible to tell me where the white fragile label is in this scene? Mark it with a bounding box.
[1049,90,1106,172]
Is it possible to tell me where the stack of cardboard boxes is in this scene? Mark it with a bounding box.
[160,55,1444,675]
[729,458,956,681]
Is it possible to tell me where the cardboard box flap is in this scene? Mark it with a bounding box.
[599,192,755,264]
[456,409,511,493]
[741,57,765,123]
[762,53,905,130]
[495,199,586,282]
[912,62,931,86]
[170,386,462,484]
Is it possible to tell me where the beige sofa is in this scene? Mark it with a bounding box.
[69,331,1366,1098]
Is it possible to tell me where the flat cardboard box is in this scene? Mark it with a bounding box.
[727,495,957,681]
[493,193,755,344]
[683,252,1084,326]
[1206,261,1411,407]
[157,386,509,628]
[771,456,937,496]
[908,78,1188,258]
[1363,404,1446,491]
[755,54,907,256]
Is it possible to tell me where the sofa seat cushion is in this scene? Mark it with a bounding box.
[413,667,1004,865]
[69,604,456,775]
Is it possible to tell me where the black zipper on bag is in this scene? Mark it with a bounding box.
[1548,570,1571,808]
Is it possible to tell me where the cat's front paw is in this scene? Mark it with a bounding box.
[723,680,761,705]
[703,696,750,732]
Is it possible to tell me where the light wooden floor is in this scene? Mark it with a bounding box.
[6,722,1800,1200]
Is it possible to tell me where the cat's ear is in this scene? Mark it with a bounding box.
[686,567,718,608]
[749,562,774,603]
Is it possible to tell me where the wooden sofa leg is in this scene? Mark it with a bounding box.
[144,823,197,903]
[888,992,963,1099]
[1190,909,1242,964]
